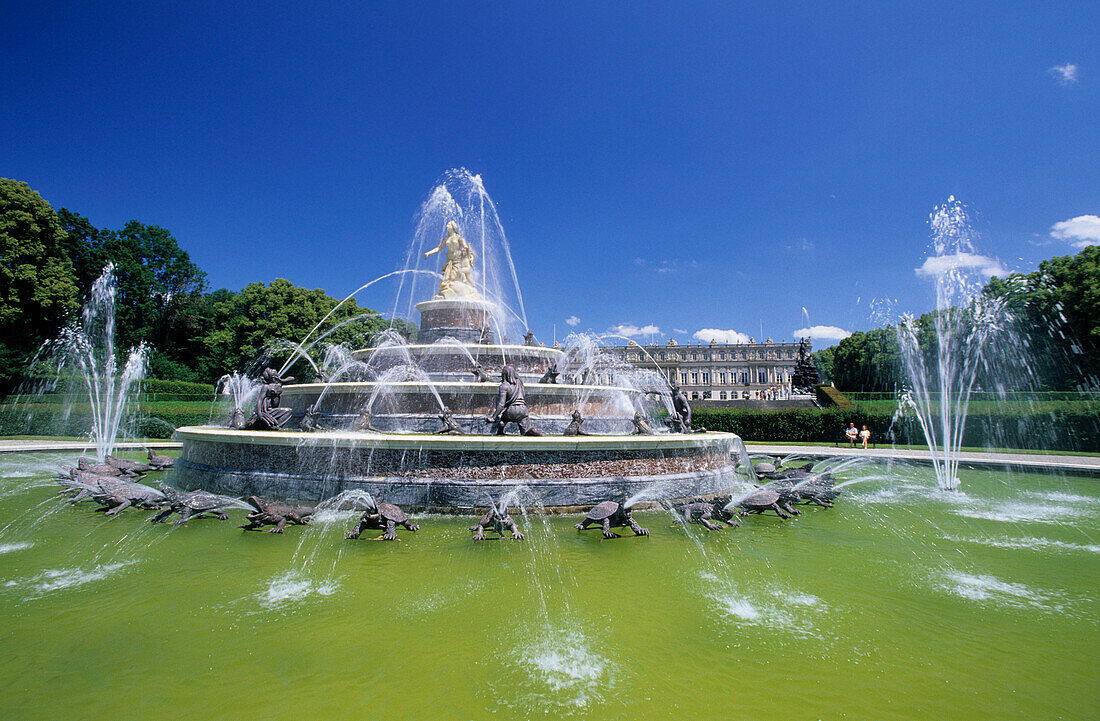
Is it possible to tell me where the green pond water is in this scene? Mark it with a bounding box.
[0,451,1097,720]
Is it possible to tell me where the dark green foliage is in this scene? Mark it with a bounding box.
[982,246,1100,388]
[0,400,212,439]
[201,279,411,381]
[0,179,80,389]
[56,210,212,383]
[826,327,903,393]
[812,345,835,383]
[140,379,214,400]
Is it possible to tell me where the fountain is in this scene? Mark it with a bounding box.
[896,197,1012,490]
[172,172,739,509]
[22,264,149,461]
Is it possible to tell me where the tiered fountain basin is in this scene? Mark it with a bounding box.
[351,343,564,381]
[172,426,739,511]
[279,381,644,434]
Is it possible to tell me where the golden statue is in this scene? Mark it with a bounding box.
[424,221,478,299]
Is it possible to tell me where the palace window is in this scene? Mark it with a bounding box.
[719,391,727,400]
[691,372,698,384]
[719,372,726,384]
[680,373,688,386]
[758,371,767,384]
[701,372,709,384]
[691,392,699,400]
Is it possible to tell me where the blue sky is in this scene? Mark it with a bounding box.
[3,1,1097,348]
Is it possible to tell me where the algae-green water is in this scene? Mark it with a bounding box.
[1,452,1097,720]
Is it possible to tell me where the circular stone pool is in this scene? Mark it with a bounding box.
[0,451,1096,720]
[172,427,739,510]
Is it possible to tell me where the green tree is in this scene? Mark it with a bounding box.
[201,279,403,381]
[55,211,211,382]
[828,327,903,392]
[983,246,1100,388]
[813,345,835,384]
[0,179,79,389]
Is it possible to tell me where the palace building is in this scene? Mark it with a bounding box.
[604,337,810,402]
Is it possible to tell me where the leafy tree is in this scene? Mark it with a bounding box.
[827,327,903,393]
[55,210,210,382]
[55,208,109,292]
[0,179,79,389]
[982,246,1100,388]
[813,345,835,384]
[200,279,404,381]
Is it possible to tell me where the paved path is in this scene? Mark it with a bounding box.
[745,444,1100,476]
[0,440,180,454]
[2,439,1097,476]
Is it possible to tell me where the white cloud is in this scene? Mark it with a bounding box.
[785,237,814,251]
[1049,63,1079,85]
[609,323,661,338]
[915,252,1007,279]
[673,328,687,335]
[634,258,699,274]
[1050,215,1100,248]
[693,328,751,345]
[565,315,581,327]
[793,325,852,341]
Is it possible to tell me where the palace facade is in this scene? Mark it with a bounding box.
[604,337,809,402]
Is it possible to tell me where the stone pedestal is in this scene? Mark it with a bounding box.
[416,298,497,344]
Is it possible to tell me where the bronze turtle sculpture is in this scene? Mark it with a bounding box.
[760,479,803,515]
[575,497,649,538]
[346,498,419,541]
[672,499,740,530]
[724,488,795,519]
[239,496,315,533]
[143,447,175,470]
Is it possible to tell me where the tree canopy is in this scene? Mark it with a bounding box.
[982,245,1100,388]
[0,180,407,391]
[202,279,398,380]
[0,179,79,388]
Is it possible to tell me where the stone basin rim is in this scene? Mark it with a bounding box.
[278,381,646,394]
[174,425,737,451]
[351,343,564,356]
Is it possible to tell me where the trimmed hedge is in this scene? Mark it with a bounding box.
[141,379,214,395]
[0,401,213,440]
[5,398,1099,450]
[692,405,1100,453]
